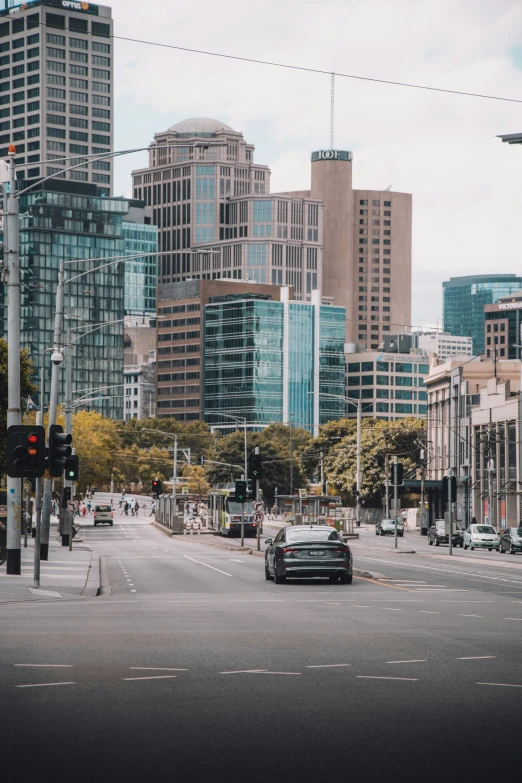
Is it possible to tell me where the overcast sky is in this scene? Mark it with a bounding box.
[109,0,522,328]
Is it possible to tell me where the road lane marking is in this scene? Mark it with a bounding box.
[418,611,439,614]
[360,556,522,588]
[458,614,483,618]
[123,676,178,681]
[504,617,522,621]
[356,676,418,681]
[131,589,137,593]
[382,608,403,611]
[477,682,522,688]
[306,664,352,668]
[14,664,73,668]
[352,605,369,608]
[15,682,75,688]
[457,656,496,660]
[385,660,427,664]
[128,668,188,671]
[184,555,232,576]
[220,670,268,674]
[354,576,410,590]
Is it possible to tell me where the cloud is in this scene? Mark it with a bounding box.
[109,0,522,327]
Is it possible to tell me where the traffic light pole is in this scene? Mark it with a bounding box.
[5,155,22,574]
[41,260,64,560]
[394,456,398,550]
[62,331,73,547]
[256,479,261,551]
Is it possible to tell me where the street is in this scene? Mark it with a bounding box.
[2,512,521,783]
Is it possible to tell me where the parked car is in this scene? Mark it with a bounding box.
[428,519,464,547]
[463,524,500,551]
[375,518,404,537]
[93,505,114,526]
[265,525,353,584]
[498,526,522,555]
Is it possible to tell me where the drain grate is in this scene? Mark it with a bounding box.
[29,588,62,598]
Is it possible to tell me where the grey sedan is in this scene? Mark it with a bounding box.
[265,525,353,584]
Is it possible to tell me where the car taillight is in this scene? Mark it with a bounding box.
[281,547,299,554]
[252,523,257,527]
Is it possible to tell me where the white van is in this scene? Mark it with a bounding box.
[93,505,114,526]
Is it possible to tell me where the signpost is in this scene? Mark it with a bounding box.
[67,500,78,513]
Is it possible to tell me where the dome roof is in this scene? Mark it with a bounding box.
[168,117,234,134]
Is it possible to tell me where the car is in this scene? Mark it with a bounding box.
[376,518,404,537]
[264,525,353,584]
[93,504,113,526]
[428,519,464,547]
[463,524,500,551]
[498,526,522,554]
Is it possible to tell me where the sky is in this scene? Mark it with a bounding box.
[108,0,522,328]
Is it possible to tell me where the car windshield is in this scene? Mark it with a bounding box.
[95,505,111,512]
[286,529,340,543]
[227,501,254,515]
[512,528,522,536]
[473,525,495,534]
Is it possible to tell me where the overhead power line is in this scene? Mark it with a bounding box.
[110,33,522,105]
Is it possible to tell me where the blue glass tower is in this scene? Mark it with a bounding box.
[443,274,522,354]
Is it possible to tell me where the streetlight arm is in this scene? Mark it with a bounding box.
[69,319,125,343]
[66,259,125,285]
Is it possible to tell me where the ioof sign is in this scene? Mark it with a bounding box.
[253,500,264,512]
[253,511,264,524]
[67,500,79,512]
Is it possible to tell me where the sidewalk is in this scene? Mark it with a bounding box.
[0,517,100,603]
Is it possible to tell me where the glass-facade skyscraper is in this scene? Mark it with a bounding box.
[443,275,522,354]
[0,179,138,420]
[122,205,158,317]
[203,289,346,433]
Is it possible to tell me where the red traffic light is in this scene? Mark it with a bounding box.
[28,433,39,444]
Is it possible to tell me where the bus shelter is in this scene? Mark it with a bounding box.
[274,495,345,530]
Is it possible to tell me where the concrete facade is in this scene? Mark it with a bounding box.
[415,331,473,361]
[310,152,412,348]
[0,1,113,191]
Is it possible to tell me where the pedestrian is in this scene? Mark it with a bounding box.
[81,503,86,518]
[87,500,92,515]
[124,501,129,516]
[135,500,140,516]
[401,508,408,532]
[150,499,156,516]
[119,498,123,509]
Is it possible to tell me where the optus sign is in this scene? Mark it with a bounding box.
[62,1,91,9]
[311,150,352,162]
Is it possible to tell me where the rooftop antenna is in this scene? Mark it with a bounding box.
[385,185,392,191]
[330,73,335,149]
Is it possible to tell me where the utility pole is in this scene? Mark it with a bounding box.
[356,399,362,527]
[448,468,454,557]
[289,420,294,495]
[393,456,398,549]
[488,458,495,530]
[384,453,390,519]
[62,330,73,547]
[420,448,427,536]
[320,451,325,495]
[5,150,21,574]
[24,479,30,548]
[41,259,65,560]
[255,446,261,552]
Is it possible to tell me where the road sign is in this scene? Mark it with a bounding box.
[253,511,264,524]
[253,500,264,512]
[67,500,79,512]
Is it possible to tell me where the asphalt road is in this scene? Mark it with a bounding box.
[2,510,521,783]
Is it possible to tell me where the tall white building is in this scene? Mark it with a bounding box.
[0,1,113,190]
[415,331,473,361]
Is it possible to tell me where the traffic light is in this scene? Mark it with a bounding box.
[62,486,71,509]
[392,462,404,486]
[235,480,247,503]
[152,478,161,497]
[6,425,46,478]
[65,455,79,481]
[197,455,204,466]
[443,475,457,503]
[248,453,263,481]
[48,424,72,477]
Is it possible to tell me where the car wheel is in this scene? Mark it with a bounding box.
[274,568,285,584]
[435,537,440,546]
[460,543,464,548]
[340,572,353,585]
[265,562,272,580]
[488,548,493,552]
[510,545,515,555]
[93,522,97,526]
[470,545,474,551]
[399,533,404,538]
[110,522,113,526]
[380,530,384,536]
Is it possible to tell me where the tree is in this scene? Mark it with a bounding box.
[0,339,37,476]
[204,429,309,503]
[116,418,212,462]
[324,417,426,503]
[299,418,356,479]
[71,410,122,494]
[182,464,210,500]
[136,446,172,488]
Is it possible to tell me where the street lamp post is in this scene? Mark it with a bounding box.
[207,413,248,480]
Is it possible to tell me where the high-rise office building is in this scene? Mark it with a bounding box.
[131,118,323,302]
[484,295,522,360]
[414,330,473,361]
[443,274,522,354]
[0,1,113,191]
[122,201,157,318]
[309,150,412,348]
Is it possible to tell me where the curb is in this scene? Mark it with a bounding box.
[82,552,101,597]
[152,520,174,537]
[98,554,112,596]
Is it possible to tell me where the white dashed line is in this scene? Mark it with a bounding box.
[385,660,427,664]
[457,656,496,660]
[418,611,439,614]
[306,664,352,668]
[14,664,73,668]
[504,617,522,621]
[458,614,483,618]
[352,605,369,608]
[184,556,232,576]
[123,676,177,681]
[128,667,188,671]
[15,682,75,688]
[357,676,418,682]
[477,682,522,689]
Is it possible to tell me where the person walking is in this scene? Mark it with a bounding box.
[135,500,140,517]
[150,499,156,517]
[123,500,129,516]
[401,508,408,532]
[86,500,92,515]
[81,503,87,518]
